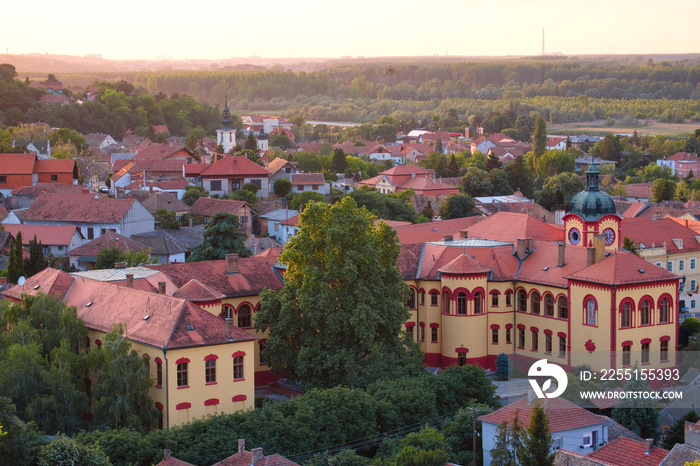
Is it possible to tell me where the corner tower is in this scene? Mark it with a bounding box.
[216,102,236,155]
[563,162,621,250]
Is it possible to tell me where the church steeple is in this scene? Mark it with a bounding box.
[220,102,233,130]
[216,100,236,154]
[584,161,600,192]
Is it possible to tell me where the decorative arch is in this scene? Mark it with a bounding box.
[221,304,234,320]
[237,303,253,328]
[517,288,528,312]
[638,295,654,326]
[530,290,541,314]
[619,297,636,329]
[583,294,598,326]
[543,292,555,317]
[557,295,569,320]
[657,293,674,324]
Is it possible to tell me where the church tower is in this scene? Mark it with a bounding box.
[216,102,236,155]
[563,162,621,250]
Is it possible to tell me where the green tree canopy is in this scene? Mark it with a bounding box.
[187,211,251,262]
[273,178,293,197]
[255,197,411,390]
[181,186,208,206]
[96,246,124,270]
[289,190,326,210]
[438,193,479,220]
[535,172,585,211]
[461,167,494,197]
[347,188,418,223]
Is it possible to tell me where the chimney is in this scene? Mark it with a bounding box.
[558,242,566,267]
[645,438,654,455]
[516,238,527,260]
[126,273,134,288]
[238,439,245,454]
[226,254,239,274]
[189,218,193,227]
[587,247,595,266]
[158,282,166,294]
[443,234,453,242]
[527,389,536,405]
[225,318,233,340]
[593,234,605,263]
[163,448,171,459]
[250,448,263,466]
[459,230,468,239]
[114,261,127,269]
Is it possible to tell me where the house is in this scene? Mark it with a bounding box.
[190,197,255,233]
[157,439,299,466]
[268,127,295,143]
[21,193,155,239]
[4,224,84,257]
[622,183,653,203]
[266,158,300,185]
[258,209,299,243]
[199,156,270,198]
[0,153,37,196]
[471,133,516,154]
[126,191,192,221]
[575,156,617,173]
[67,231,151,270]
[289,173,330,195]
[9,183,92,210]
[84,133,119,151]
[3,267,257,429]
[241,115,292,135]
[546,137,567,151]
[278,215,300,244]
[659,420,700,465]
[358,165,434,194]
[586,437,668,466]
[34,159,78,184]
[657,152,700,177]
[367,144,394,164]
[123,178,195,200]
[13,140,50,159]
[480,396,609,465]
[132,225,206,263]
[38,95,69,105]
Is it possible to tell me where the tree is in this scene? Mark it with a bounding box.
[39,434,111,466]
[269,133,295,150]
[593,134,624,163]
[187,211,251,262]
[90,325,157,432]
[532,115,547,162]
[255,197,410,390]
[664,410,699,449]
[505,156,534,198]
[244,133,258,151]
[490,421,517,466]
[651,178,677,203]
[439,194,479,220]
[536,172,585,211]
[154,209,180,230]
[7,232,23,284]
[0,64,17,82]
[330,148,348,174]
[96,246,124,270]
[181,186,208,206]
[461,167,493,197]
[495,353,511,380]
[289,191,326,211]
[533,150,575,179]
[611,363,660,440]
[621,237,640,255]
[347,188,418,223]
[273,178,292,198]
[486,153,502,171]
[124,247,155,267]
[519,403,554,466]
[679,318,700,349]
[489,169,514,196]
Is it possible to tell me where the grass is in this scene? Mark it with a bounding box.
[550,119,700,138]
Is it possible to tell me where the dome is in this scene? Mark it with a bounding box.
[220,102,233,130]
[568,163,617,221]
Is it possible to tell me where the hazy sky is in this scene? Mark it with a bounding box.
[2,0,698,60]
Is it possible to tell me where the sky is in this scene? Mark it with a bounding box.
[2,0,699,60]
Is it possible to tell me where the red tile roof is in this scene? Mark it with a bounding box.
[668,151,700,162]
[266,157,296,175]
[184,163,208,176]
[33,159,75,174]
[393,217,484,245]
[280,214,299,226]
[190,198,249,217]
[621,218,700,254]
[4,224,83,246]
[23,193,138,223]
[566,250,678,286]
[479,396,605,432]
[3,267,74,300]
[67,231,147,256]
[438,253,491,275]
[290,173,325,185]
[0,153,36,175]
[587,437,668,466]
[134,142,186,161]
[464,212,563,243]
[211,451,299,466]
[621,202,648,218]
[624,183,653,199]
[11,183,92,197]
[200,156,269,178]
[172,279,226,302]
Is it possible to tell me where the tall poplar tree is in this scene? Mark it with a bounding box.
[532,115,547,163]
[7,232,23,284]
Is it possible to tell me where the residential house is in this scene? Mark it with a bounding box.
[67,231,151,270]
[84,133,119,151]
[358,165,435,194]
[258,209,299,243]
[657,152,700,177]
[3,267,257,429]
[268,127,295,143]
[266,158,300,185]
[622,183,653,203]
[34,159,78,184]
[126,191,192,221]
[190,197,255,233]
[470,133,515,154]
[21,193,155,240]
[241,115,292,135]
[12,140,50,159]
[158,439,300,466]
[570,135,603,151]
[199,156,270,198]
[546,137,567,151]
[659,419,700,465]
[9,183,92,209]
[38,95,69,105]
[132,225,206,263]
[480,396,610,465]
[575,156,617,172]
[0,153,37,196]
[123,178,195,200]
[4,224,84,257]
[289,173,330,195]
[367,144,394,164]
[278,214,300,244]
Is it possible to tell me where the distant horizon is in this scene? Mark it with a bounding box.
[3,0,699,62]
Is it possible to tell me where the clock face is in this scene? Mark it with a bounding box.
[603,227,616,246]
[569,227,581,245]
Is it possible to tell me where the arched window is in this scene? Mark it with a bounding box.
[222,305,233,320]
[621,302,631,328]
[586,299,596,325]
[430,291,439,306]
[474,292,483,315]
[408,289,416,309]
[518,290,527,312]
[557,297,568,319]
[443,291,451,314]
[238,304,252,328]
[531,291,541,314]
[659,298,670,323]
[640,300,650,326]
[544,294,554,317]
[457,293,467,315]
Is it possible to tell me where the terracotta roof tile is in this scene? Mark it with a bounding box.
[23,193,138,223]
[190,198,249,217]
[67,231,147,256]
[290,173,324,184]
[464,212,563,243]
[621,218,700,253]
[33,159,75,174]
[172,279,226,302]
[200,155,270,177]
[0,153,36,175]
[4,224,83,246]
[565,250,678,286]
[438,253,491,274]
[11,183,92,197]
[587,437,668,466]
[212,451,299,466]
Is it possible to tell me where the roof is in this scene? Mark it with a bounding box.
[172,279,226,302]
[4,224,83,246]
[11,183,91,197]
[438,253,491,275]
[290,173,325,185]
[280,214,299,226]
[393,217,484,245]
[33,159,75,174]
[133,142,187,161]
[668,152,700,162]
[211,450,299,466]
[258,209,299,222]
[624,183,653,199]
[569,165,618,221]
[131,235,187,255]
[191,198,250,217]
[266,157,296,175]
[3,268,256,350]
[125,191,191,215]
[621,218,700,254]
[67,231,148,256]
[659,443,700,466]
[464,212,563,243]
[38,94,69,104]
[0,153,35,175]
[125,178,193,191]
[587,437,668,466]
[200,155,270,177]
[157,450,195,466]
[23,193,139,223]
[131,225,205,251]
[555,450,615,466]
[565,250,679,286]
[479,396,606,432]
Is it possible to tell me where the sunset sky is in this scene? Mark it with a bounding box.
[2,0,698,60]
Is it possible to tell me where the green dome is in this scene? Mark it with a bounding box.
[568,163,617,221]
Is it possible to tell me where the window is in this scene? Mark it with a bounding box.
[42,246,49,255]
[661,340,669,361]
[233,356,244,380]
[420,325,425,342]
[51,174,58,182]
[518,328,525,349]
[558,297,568,319]
[531,330,538,351]
[238,305,252,328]
[640,300,650,326]
[408,289,416,309]
[312,184,319,191]
[285,167,291,173]
[544,295,554,317]
[407,326,414,338]
[694,300,697,310]
[692,280,697,293]
[680,260,685,271]
[222,305,233,320]
[667,261,673,272]
[474,292,483,315]
[505,291,512,306]
[642,342,650,364]
[518,290,527,312]
[251,179,262,189]
[659,298,669,323]
[586,299,596,325]
[431,291,438,306]
[492,329,498,344]
[431,327,438,343]
[231,179,241,191]
[443,291,450,314]
[559,336,566,357]
[457,353,467,366]
[259,342,267,365]
[531,292,540,314]
[239,216,247,229]
[156,361,162,387]
[692,259,697,270]
[622,345,631,366]
[506,328,511,344]
[210,180,222,191]
[0,176,6,183]
[545,334,552,353]
[177,363,188,387]
[205,359,216,383]
[492,293,499,307]
[621,302,631,328]
[457,293,467,315]
[87,227,94,240]
[420,291,425,306]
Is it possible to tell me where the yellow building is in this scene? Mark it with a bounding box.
[3,268,257,429]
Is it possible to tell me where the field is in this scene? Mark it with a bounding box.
[550,119,699,138]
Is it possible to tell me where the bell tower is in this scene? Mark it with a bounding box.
[216,102,236,155]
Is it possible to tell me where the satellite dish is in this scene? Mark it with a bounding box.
[18,276,25,286]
